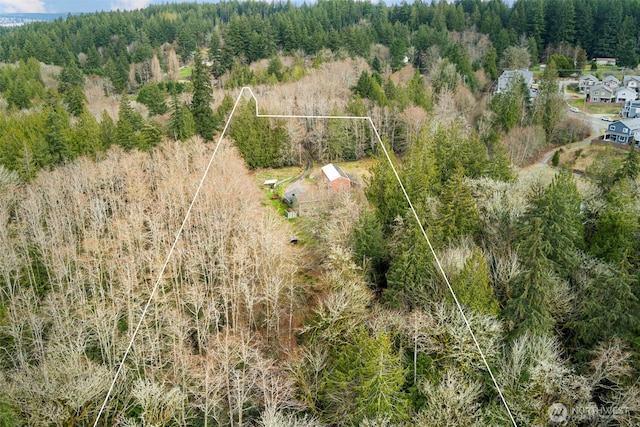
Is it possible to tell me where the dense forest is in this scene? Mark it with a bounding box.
[1,0,640,426]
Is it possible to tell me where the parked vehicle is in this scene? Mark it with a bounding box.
[570,106,580,113]
[601,116,613,122]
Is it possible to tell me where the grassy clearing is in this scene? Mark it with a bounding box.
[586,105,623,115]
[557,144,627,173]
[179,66,193,78]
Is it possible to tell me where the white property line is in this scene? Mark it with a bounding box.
[94,86,518,427]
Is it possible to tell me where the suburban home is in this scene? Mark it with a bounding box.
[595,57,617,66]
[604,118,640,145]
[615,86,637,103]
[495,69,534,94]
[579,74,599,92]
[602,75,621,89]
[623,75,640,89]
[622,99,640,118]
[588,84,614,102]
[321,163,351,191]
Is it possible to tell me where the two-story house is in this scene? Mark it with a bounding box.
[603,75,621,90]
[579,74,599,92]
[495,69,534,95]
[622,99,640,118]
[589,84,614,102]
[615,86,637,103]
[623,75,640,89]
[604,118,640,145]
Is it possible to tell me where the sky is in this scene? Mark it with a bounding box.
[0,0,218,14]
[0,0,486,14]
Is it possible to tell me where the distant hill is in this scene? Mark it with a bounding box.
[0,13,69,27]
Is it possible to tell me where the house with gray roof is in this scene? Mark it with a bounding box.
[603,75,621,89]
[579,74,599,92]
[623,75,640,89]
[589,84,614,102]
[495,69,534,95]
[604,118,640,145]
[615,86,637,103]
[622,99,640,118]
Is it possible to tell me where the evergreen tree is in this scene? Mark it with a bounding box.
[64,85,87,117]
[533,62,565,140]
[44,102,71,163]
[617,16,639,69]
[481,46,498,80]
[321,327,408,425]
[140,123,163,150]
[116,96,142,150]
[57,60,84,95]
[137,83,168,116]
[68,109,102,157]
[352,209,388,286]
[519,172,583,279]
[487,139,515,182]
[99,110,117,150]
[365,147,407,230]
[190,50,217,140]
[384,220,442,309]
[505,217,559,336]
[435,164,481,244]
[169,94,195,141]
[216,93,234,121]
[589,179,639,264]
[575,256,639,350]
[615,148,640,183]
[229,100,290,169]
[452,248,500,316]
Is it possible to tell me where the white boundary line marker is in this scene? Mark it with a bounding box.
[94,86,518,427]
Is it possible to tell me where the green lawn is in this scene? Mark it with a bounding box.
[568,98,622,115]
[585,105,623,115]
[179,66,193,79]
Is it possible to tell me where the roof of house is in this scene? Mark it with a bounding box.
[321,163,349,182]
[616,86,637,95]
[590,84,613,94]
[615,118,640,130]
[623,75,640,84]
[603,75,620,83]
[580,74,599,82]
[496,69,533,92]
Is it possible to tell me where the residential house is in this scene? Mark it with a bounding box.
[604,118,640,145]
[615,86,637,103]
[321,163,351,191]
[622,99,640,118]
[595,57,617,66]
[623,75,640,89]
[602,75,621,89]
[589,84,614,102]
[579,74,599,92]
[495,69,534,94]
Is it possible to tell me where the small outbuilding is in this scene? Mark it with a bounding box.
[321,163,351,191]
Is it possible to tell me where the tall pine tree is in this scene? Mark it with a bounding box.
[190,50,218,140]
